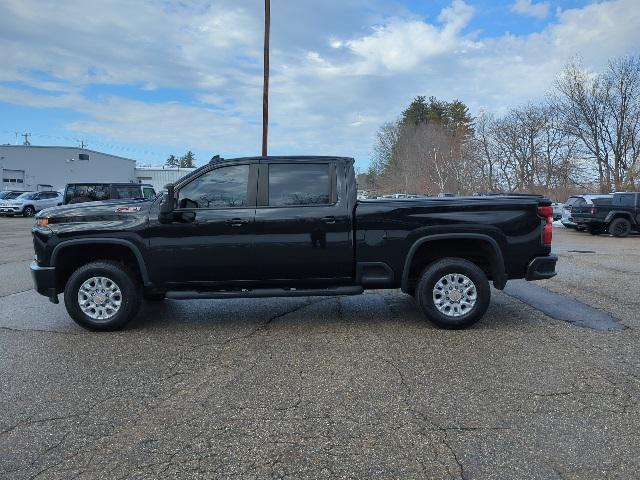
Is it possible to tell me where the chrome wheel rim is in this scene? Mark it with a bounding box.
[432,273,477,318]
[78,276,122,321]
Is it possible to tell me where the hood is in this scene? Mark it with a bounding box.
[38,198,154,222]
[1,198,26,205]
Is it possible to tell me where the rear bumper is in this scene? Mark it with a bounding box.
[30,261,58,303]
[525,254,558,281]
[575,219,604,227]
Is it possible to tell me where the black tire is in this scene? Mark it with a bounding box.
[608,218,631,238]
[415,258,490,330]
[64,261,141,331]
[22,206,35,217]
[143,292,166,301]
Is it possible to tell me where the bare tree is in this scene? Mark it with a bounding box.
[554,56,640,192]
[604,56,640,190]
[369,58,640,199]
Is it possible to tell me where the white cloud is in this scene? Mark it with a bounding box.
[511,0,550,19]
[0,0,638,167]
[345,1,476,73]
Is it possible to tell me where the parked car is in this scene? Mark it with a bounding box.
[31,155,557,331]
[0,191,62,217]
[561,195,612,229]
[63,183,156,205]
[571,192,640,237]
[552,203,563,221]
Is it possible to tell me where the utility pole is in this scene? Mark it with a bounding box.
[22,132,31,146]
[262,0,270,157]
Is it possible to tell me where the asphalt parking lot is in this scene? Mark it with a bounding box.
[1,217,639,479]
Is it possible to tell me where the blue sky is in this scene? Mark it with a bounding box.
[0,0,637,170]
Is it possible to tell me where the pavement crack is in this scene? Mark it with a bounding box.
[0,326,83,335]
[442,431,466,480]
[0,287,35,298]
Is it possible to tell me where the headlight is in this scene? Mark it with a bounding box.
[36,217,49,227]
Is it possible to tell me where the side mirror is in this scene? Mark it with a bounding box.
[158,184,175,223]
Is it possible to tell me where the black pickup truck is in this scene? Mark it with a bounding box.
[571,192,640,237]
[30,156,557,331]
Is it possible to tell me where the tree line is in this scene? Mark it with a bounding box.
[165,151,196,168]
[361,56,640,200]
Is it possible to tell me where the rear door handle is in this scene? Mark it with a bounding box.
[227,218,250,227]
[321,216,336,224]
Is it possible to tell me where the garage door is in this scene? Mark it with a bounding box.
[2,169,25,189]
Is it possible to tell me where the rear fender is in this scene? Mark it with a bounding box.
[401,233,507,291]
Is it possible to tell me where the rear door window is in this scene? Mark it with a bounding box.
[614,194,635,207]
[268,164,331,206]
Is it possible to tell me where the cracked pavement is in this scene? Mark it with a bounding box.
[1,218,639,479]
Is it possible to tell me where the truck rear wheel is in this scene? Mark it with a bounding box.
[608,218,631,237]
[415,258,490,329]
[64,261,141,331]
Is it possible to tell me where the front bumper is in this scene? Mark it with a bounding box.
[0,206,21,214]
[30,261,59,303]
[525,254,558,281]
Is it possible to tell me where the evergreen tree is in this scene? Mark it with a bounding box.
[165,154,179,167]
[180,151,196,168]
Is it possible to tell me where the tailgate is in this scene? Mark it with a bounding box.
[570,205,593,221]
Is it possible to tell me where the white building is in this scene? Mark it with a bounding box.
[0,145,136,192]
[134,166,196,191]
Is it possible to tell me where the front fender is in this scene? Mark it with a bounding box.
[50,238,151,285]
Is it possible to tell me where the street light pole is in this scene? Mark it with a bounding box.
[262,0,270,157]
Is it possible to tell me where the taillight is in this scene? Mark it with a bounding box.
[538,206,553,245]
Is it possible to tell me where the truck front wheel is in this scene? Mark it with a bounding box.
[64,261,142,331]
[415,258,490,329]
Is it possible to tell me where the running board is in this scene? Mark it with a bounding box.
[166,286,364,300]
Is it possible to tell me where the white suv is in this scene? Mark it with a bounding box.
[0,191,62,217]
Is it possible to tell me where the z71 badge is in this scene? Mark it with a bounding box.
[115,206,142,213]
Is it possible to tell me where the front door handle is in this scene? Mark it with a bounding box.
[227,218,250,227]
[321,216,336,225]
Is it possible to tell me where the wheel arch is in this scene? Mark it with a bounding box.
[401,233,507,292]
[605,211,634,224]
[51,239,150,286]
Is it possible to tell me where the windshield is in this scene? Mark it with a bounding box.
[65,184,110,204]
[16,192,36,200]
